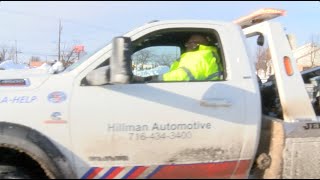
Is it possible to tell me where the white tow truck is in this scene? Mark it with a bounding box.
[1,8,320,179]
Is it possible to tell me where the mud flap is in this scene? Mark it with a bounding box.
[253,116,320,179]
[251,116,284,179]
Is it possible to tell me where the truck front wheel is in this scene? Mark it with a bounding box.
[0,147,49,179]
[0,122,76,179]
[0,165,31,179]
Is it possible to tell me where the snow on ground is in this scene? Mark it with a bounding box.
[133,66,170,77]
[34,62,64,74]
[47,61,65,74]
[0,60,29,70]
[36,63,52,70]
[0,60,170,77]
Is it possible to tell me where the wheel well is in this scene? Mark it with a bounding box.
[0,122,76,179]
[0,146,49,179]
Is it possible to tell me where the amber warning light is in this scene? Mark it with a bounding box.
[234,8,286,29]
[284,56,294,76]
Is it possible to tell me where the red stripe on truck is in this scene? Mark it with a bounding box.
[149,160,251,179]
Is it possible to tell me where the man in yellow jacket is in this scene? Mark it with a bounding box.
[134,34,223,82]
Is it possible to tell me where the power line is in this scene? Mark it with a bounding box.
[0,6,121,50]
[0,8,117,33]
[18,51,57,57]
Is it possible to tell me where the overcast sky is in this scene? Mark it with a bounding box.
[0,1,319,63]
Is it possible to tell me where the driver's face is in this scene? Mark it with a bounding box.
[185,35,209,52]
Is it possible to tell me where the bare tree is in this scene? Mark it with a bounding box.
[0,45,15,63]
[0,47,8,63]
[255,46,271,77]
[29,56,41,62]
[61,49,76,64]
[132,50,154,70]
[60,43,85,67]
[295,34,320,70]
[309,34,320,68]
[157,54,176,67]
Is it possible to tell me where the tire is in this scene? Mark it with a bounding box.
[0,122,76,179]
[0,165,31,179]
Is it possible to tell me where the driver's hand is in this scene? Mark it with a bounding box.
[132,75,158,82]
[132,75,146,82]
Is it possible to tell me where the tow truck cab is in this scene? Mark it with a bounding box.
[1,8,320,179]
[68,19,260,178]
[67,8,294,179]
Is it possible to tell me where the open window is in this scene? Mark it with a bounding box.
[83,28,226,85]
[132,46,180,77]
[130,28,225,82]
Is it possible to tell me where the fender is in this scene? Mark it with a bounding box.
[0,122,76,179]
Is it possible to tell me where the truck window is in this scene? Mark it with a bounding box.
[83,29,225,86]
[131,29,225,82]
[245,34,283,118]
[132,46,180,77]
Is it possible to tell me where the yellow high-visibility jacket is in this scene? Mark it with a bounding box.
[160,45,223,81]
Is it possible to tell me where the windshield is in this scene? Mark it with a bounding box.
[64,42,110,72]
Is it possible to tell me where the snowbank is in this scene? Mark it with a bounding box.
[133,66,170,77]
[0,60,29,70]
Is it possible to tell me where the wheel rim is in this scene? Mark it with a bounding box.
[0,165,31,179]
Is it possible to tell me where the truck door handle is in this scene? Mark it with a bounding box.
[200,99,232,107]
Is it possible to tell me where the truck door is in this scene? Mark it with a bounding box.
[69,23,260,179]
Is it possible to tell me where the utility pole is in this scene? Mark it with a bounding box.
[58,19,62,62]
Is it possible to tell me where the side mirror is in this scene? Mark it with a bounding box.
[84,36,133,86]
[110,36,133,84]
[85,66,110,86]
[257,34,265,46]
